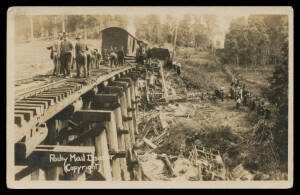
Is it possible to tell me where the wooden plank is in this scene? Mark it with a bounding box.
[159,62,168,102]
[117,78,132,87]
[125,86,135,144]
[14,106,40,116]
[14,114,24,127]
[114,97,130,180]
[46,89,72,96]
[15,166,39,181]
[15,123,49,160]
[15,103,44,114]
[73,110,112,122]
[17,100,49,109]
[102,86,124,96]
[23,97,54,106]
[119,90,132,152]
[50,86,76,92]
[34,94,59,103]
[111,81,129,89]
[94,94,119,105]
[40,92,65,99]
[95,128,112,181]
[15,110,33,121]
[68,124,104,146]
[143,138,157,149]
[105,110,121,180]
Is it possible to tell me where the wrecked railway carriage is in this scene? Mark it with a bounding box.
[100,27,140,57]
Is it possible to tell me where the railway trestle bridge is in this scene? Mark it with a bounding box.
[13,61,169,181]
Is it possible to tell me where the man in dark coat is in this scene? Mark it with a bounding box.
[110,46,117,68]
[75,35,88,78]
[118,46,125,66]
[95,49,101,68]
[60,32,73,77]
[47,33,62,76]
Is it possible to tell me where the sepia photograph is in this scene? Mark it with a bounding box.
[6,6,293,188]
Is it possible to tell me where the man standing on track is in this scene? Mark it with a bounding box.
[102,48,108,65]
[95,49,101,68]
[60,32,74,78]
[118,46,125,66]
[75,35,89,78]
[48,33,62,76]
[110,46,117,68]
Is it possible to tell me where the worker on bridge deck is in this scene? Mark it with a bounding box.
[109,46,118,68]
[60,32,74,78]
[75,35,88,78]
[101,48,108,65]
[95,49,101,68]
[47,33,62,76]
[117,46,125,66]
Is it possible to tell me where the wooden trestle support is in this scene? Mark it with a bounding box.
[15,67,142,181]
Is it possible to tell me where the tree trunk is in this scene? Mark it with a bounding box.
[30,15,34,41]
[84,15,87,41]
[62,15,65,32]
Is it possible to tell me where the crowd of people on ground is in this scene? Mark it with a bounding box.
[228,77,271,119]
[196,76,271,120]
[47,32,128,78]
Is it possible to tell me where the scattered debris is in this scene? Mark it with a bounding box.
[143,138,157,149]
[231,164,254,181]
[157,154,176,177]
[136,62,283,181]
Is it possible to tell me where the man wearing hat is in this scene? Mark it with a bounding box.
[47,33,62,76]
[75,34,89,78]
[60,32,74,77]
[117,46,125,66]
[109,46,117,68]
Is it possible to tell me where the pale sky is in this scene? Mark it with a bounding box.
[10,6,288,39]
[127,14,246,36]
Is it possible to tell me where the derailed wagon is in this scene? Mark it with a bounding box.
[100,27,139,57]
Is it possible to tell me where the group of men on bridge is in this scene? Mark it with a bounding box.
[48,33,164,80]
[48,32,126,78]
[101,46,125,68]
[136,46,152,65]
